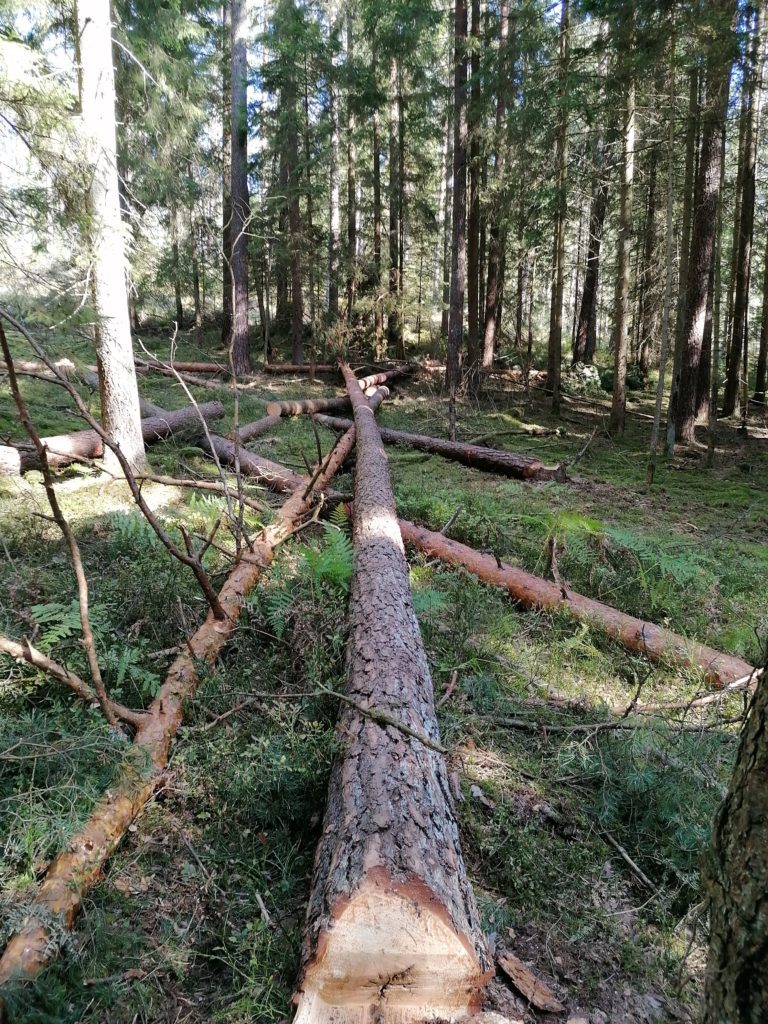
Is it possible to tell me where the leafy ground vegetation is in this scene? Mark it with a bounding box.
[1,326,767,1024]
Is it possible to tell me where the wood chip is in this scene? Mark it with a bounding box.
[497,951,565,1014]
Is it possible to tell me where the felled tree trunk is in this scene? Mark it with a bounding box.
[137,360,227,375]
[0,402,225,476]
[264,366,408,419]
[314,415,566,482]
[293,363,491,1024]
[262,363,336,375]
[0,410,357,991]
[398,518,755,689]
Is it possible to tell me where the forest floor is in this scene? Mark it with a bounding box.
[1,325,767,1024]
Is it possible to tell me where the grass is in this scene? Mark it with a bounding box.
[0,321,766,1022]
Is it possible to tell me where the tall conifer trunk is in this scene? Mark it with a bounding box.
[546,0,569,414]
[466,0,481,367]
[609,16,635,436]
[76,0,146,474]
[388,59,401,353]
[221,0,233,345]
[722,3,760,417]
[345,8,357,320]
[328,58,340,322]
[372,49,384,355]
[674,0,735,444]
[447,0,468,439]
[229,0,250,374]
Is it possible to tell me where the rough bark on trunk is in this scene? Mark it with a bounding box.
[704,668,768,1022]
[609,51,635,435]
[229,0,250,374]
[398,518,756,689]
[674,1,735,443]
[76,0,146,475]
[636,131,659,375]
[447,0,468,435]
[293,362,491,1024]
[313,414,566,481]
[0,402,225,476]
[546,0,570,414]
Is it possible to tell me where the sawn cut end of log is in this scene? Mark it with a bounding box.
[293,363,491,1023]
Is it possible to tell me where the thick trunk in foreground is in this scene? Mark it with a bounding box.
[293,363,491,1024]
[0,402,225,476]
[77,0,146,475]
[0,415,358,991]
[313,414,566,481]
[704,668,768,1022]
[398,518,756,689]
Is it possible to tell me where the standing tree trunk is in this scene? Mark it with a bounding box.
[345,7,357,321]
[573,124,609,364]
[704,667,768,1023]
[441,112,453,341]
[170,199,184,327]
[328,61,341,322]
[229,0,250,374]
[76,0,146,474]
[447,0,468,438]
[293,363,491,1023]
[546,0,570,413]
[387,59,401,353]
[754,229,768,404]
[722,3,761,417]
[191,214,202,340]
[648,59,677,485]
[221,0,233,346]
[372,49,384,356]
[285,78,304,363]
[397,73,405,359]
[636,131,659,375]
[674,0,736,443]
[466,0,481,368]
[609,27,635,436]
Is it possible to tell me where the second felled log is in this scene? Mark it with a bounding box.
[293,363,491,1024]
[0,401,225,476]
[313,415,566,482]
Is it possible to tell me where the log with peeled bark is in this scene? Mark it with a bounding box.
[0,408,361,992]
[314,414,566,482]
[293,362,491,1024]
[398,518,756,689]
[0,401,225,476]
[264,366,409,419]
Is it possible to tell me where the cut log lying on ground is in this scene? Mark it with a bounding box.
[0,401,225,476]
[237,413,283,442]
[293,362,491,1024]
[0,406,363,992]
[264,366,408,419]
[314,415,566,482]
[262,362,337,374]
[137,359,227,375]
[398,519,757,689]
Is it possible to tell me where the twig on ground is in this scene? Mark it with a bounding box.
[437,669,459,709]
[440,505,463,535]
[317,685,447,753]
[600,830,657,892]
